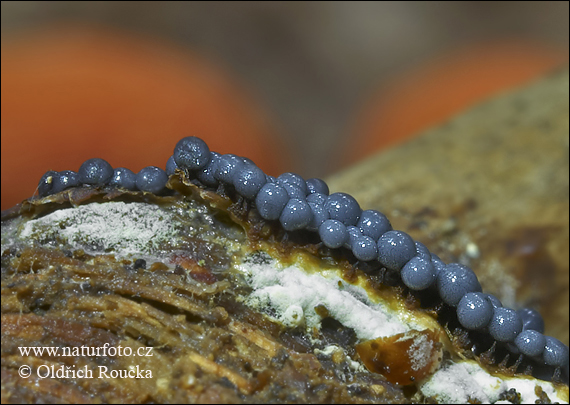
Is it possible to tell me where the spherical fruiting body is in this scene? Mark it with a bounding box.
[401,256,437,290]
[78,158,113,185]
[319,219,349,249]
[173,136,210,170]
[136,166,168,194]
[377,230,416,271]
[255,183,289,220]
[109,167,137,190]
[436,263,482,307]
[325,192,361,226]
[456,292,493,330]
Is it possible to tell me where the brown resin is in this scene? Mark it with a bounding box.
[356,329,442,386]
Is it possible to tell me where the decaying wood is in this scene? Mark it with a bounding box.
[2,69,568,403]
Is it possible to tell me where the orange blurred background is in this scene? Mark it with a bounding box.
[1,2,568,210]
[344,40,569,165]
[1,27,289,210]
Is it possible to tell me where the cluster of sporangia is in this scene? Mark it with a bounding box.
[37,136,569,382]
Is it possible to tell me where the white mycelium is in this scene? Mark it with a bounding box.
[236,253,569,404]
